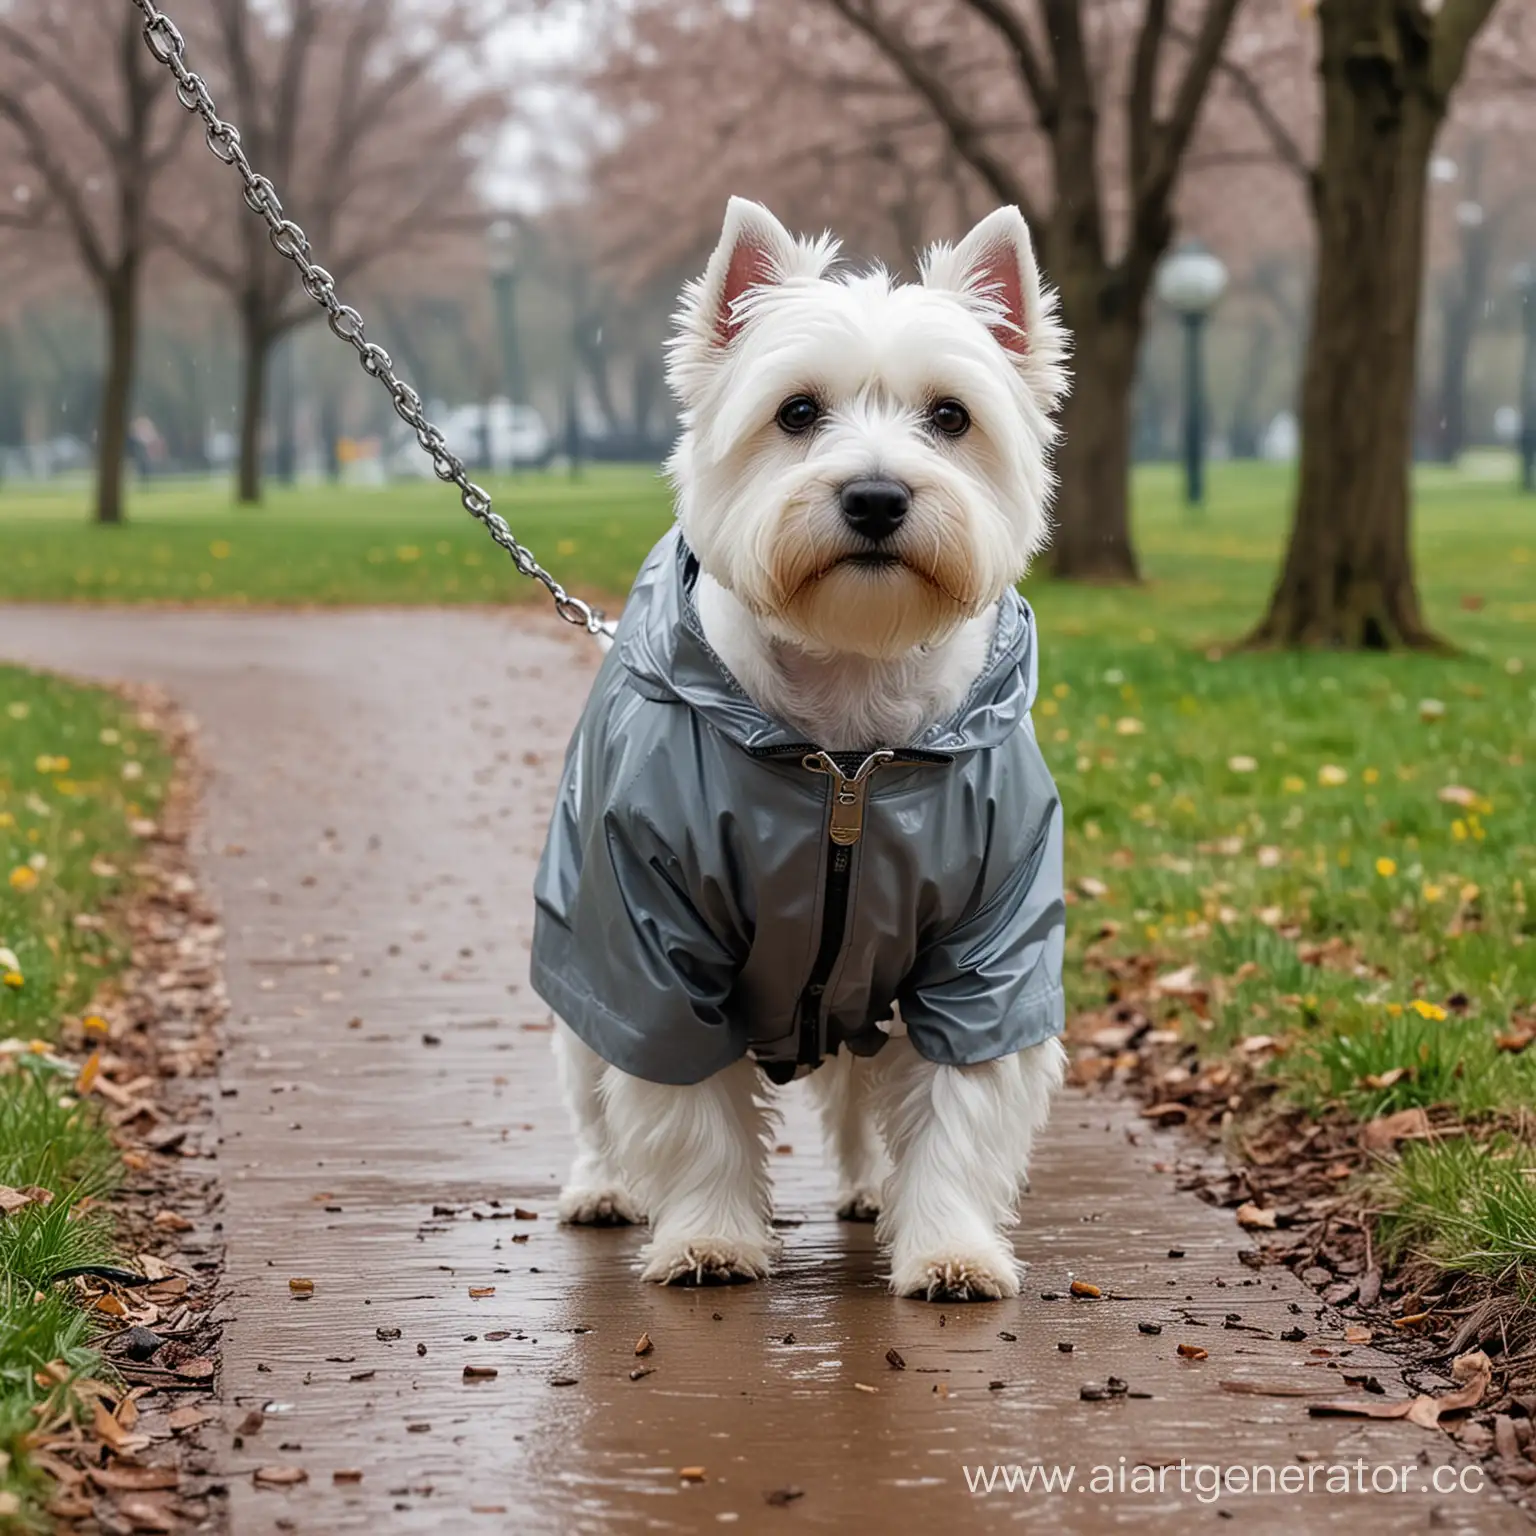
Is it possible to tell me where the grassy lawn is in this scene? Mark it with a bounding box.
[2,458,1534,1308]
[0,668,172,1525]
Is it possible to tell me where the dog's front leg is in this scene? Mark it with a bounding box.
[602,1057,779,1285]
[871,1036,1063,1302]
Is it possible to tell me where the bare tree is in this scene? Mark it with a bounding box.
[0,0,181,523]
[157,0,503,503]
[1245,0,1510,649]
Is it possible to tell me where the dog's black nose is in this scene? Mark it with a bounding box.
[839,479,910,543]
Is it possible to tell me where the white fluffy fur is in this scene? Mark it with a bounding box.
[552,198,1070,1299]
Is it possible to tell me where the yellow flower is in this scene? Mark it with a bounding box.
[8,867,38,893]
[1282,775,1306,794]
[1386,1002,1403,1017]
[1038,699,1059,717]
[1115,717,1144,735]
[1460,883,1480,903]
[1375,857,1397,877]
[0,812,14,829]
[557,539,579,557]
[395,546,421,563]
[1318,765,1348,787]
[1451,819,1468,841]
[209,540,232,559]
[82,1014,110,1036]
[1052,683,1070,699]
[1410,999,1447,1022]
[1363,767,1380,785]
[1421,883,1443,902]
[2,970,22,989]
[34,754,69,774]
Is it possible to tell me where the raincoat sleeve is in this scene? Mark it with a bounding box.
[531,700,748,1086]
[897,734,1066,1067]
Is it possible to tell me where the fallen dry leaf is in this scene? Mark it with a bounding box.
[253,1465,309,1487]
[1069,1280,1101,1299]
[1394,1312,1434,1331]
[118,1497,177,1533]
[92,1399,136,1454]
[1495,1029,1535,1054]
[1177,1344,1209,1361]
[1359,1107,1432,1154]
[853,1382,879,1394]
[679,1466,706,1483]
[287,1277,314,1296]
[87,1465,179,1493]
[333,1470,363,1484]
[1361,1067,1409,1091]
[167,1406,216,1433]
[463,1365,498,1381]
[1344,1325,1373,1345]
[175,1357,216,1381]
[469,1286,496,1299]
[1309,1350,1491,1429]
[153,1210,194,1233]
[1235,1203,1277,1231]
[634,1332,653,1358]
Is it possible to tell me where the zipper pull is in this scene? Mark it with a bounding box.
[803,750,895,847]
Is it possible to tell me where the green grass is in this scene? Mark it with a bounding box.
[2,458,1534,1309]
[0,668,172,1526]
[1377,1138,1536,1298]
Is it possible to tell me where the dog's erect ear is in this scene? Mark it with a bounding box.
[702,199,798,345]
[923,207,1041,355]
[680,198,837,351]
[922,206,1068,407]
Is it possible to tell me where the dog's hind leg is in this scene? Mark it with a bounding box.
[552,1021,642,1226]
[807,1051,890,1221]
[602,1057,780,1285]
[870,1035,1064,1302]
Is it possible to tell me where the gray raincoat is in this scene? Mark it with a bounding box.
[531,530,1065,1087]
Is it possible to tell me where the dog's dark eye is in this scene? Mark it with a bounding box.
[930,399,971,438]
[776,395,822,435]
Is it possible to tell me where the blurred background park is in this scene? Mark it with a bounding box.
[2,8,1536,1509]
[0,0,1529,638]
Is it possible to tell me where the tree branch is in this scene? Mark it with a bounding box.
[824,0,1041,226]
[953,0,1055,123]
[1431,0,1504,101]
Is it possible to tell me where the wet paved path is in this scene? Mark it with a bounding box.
[1,607,1511,1535]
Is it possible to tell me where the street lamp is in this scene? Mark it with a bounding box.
[1156,241,1229,509]
[1516,262,1536,495]
[487,219,526,408]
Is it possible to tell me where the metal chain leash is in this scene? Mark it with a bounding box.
[129,0,608,636]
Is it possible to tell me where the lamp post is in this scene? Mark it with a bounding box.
[1516,262,1536,495]
[1155,241,1229,510]
[487,220,526,409]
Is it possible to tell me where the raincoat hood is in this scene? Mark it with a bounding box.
[617,528,1041,754]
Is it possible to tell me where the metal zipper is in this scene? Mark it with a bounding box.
[745,741,953,1078]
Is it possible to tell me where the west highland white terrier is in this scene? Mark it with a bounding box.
[532,197,1070,1301]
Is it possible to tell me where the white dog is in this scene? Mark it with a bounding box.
[532,198,1070,1301]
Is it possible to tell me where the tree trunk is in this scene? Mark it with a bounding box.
[95,264,141,527]
[1049,300,1142,581]
[237,296,272,505]
[1249,6,1448,650]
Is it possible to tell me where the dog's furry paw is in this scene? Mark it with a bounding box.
[889,1243,1021,1302]
[640,1233,776,1286]
[558,1184,642,1227]
[835,1187,882,1222]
